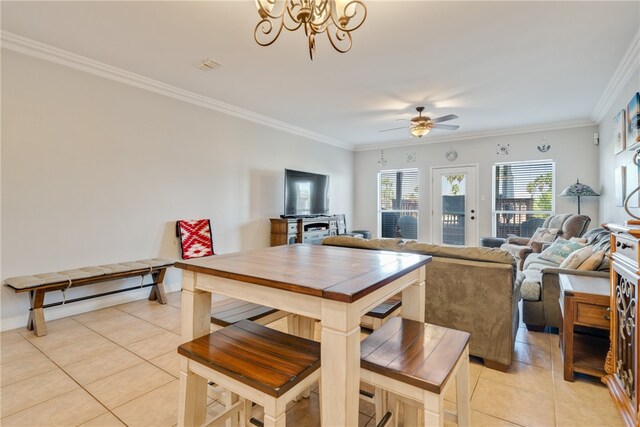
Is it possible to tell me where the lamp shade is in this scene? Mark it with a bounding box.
[559,180,600,197]
[559,179,599,214]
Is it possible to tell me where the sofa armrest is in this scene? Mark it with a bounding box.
[517,246,533,260]
[540,267,609,279]
[506,236,530,246]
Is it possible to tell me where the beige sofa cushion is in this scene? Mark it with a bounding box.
[322,236,403,252]
[402,241,515,265]
[323,236,515,265]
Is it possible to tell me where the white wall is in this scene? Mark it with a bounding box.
[1,50,354,330]
[354,125,600,243]
[597,66,640,224]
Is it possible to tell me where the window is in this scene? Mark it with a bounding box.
[493,160,555,238]
[378,169,419,239]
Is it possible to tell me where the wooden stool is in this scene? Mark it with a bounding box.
[361,294,402,330]
[210,298,288,331]
[360,317,471,427]
[178,320,321,427]
[210,299,314,406]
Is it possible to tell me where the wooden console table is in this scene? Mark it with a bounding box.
[558,273,610,381]
[270,216,340,246]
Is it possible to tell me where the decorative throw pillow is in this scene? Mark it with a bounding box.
[559,246,593,269]
[528,227,560,252]
[578,250,606,271]
[539,238,586,265]
[528,227,559,244]
[569,237,588,244]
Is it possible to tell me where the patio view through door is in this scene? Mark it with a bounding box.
[431,165,478,246]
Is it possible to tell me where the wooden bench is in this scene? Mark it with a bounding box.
[361,317,471,427]
[4,258,174,336]
[178,320,321,427]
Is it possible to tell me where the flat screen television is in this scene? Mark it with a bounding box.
[284,169,330,217]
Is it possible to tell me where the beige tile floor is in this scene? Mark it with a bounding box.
[0,291,625,426]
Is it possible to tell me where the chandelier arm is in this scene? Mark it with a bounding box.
[325,26,353,53]
[254,17,286,47]
[285,0,301,25]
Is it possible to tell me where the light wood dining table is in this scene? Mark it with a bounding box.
[176,243,431,426]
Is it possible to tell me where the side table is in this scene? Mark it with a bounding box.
[558,273,610,382]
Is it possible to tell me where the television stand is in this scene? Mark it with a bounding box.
[270,216,340,246]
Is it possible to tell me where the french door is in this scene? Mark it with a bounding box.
[431,165,478,246]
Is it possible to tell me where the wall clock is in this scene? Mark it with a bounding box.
[445,148,458,161]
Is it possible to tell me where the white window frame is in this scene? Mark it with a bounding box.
[492,159,556,237]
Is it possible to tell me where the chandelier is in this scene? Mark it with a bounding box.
[254,0,367,60]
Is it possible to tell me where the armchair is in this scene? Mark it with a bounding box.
[498,214,591,270]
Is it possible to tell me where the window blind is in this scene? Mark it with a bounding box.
[378,169,419,239]
[493,161,554,238]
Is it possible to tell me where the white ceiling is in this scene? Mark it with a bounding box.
[2,1,639,150]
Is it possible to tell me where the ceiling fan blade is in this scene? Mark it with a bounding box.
[432,114,459,123]
[379,126,408,133]
[395,118,411,122]
[432,123,460,130]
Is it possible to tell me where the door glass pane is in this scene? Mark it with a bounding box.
[441,174,466,245]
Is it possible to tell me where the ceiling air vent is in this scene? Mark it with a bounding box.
[196,58,221,71]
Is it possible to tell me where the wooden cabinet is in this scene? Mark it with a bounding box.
[603,224,639,427]
[270,216,339,246]
[558,274,610,381]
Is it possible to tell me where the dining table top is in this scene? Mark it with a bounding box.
[175,243,431,303]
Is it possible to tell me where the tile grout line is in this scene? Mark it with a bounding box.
[1,330,125,425]
[4,307,179,425]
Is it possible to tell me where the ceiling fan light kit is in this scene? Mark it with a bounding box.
[410,106,432,138]
[380,106,460,138]
[254,0,367,60]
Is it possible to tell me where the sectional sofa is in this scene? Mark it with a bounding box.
[322,236,523,371]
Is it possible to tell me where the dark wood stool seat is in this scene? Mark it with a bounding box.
[210,298,282,328]
[361,295,402,330]
[178,320,321,427]
[360,317,471,426]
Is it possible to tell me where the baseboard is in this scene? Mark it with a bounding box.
[0,281,182,333]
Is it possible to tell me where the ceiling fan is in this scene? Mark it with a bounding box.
[380,107,460,138]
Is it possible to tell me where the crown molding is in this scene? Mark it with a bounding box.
[591,30,640,124]
[354,119,596,152]
[1,31,354,151]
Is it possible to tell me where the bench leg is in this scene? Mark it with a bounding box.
[27,289,47,337]
[148,269,167,304]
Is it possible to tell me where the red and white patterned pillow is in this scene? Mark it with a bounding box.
[177,219,214,259]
